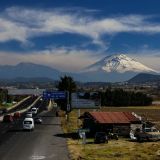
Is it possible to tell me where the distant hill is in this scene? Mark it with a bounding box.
[11,77,54,83]
[0,62,62,80]
[128,73,160,83]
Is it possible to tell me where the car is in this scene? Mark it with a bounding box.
[13,112,21,119]
[34,117,42,124]
[0,108,7,115]
[3,114,14,122]
[0,109,3,115]
[94,132,108,143]
[135,127,160,142]
[53,103,57,107]
[31,107,38,115]
[144,127,159,132]
[23,118,34,130]
[25,112,32,118]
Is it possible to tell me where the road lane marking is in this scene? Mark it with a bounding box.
[30,155,46,160]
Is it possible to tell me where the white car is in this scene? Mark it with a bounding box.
[26,112,32,118]
[23,118,34,130]
[31,108,38,115]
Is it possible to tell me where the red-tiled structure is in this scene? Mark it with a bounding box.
[88,112,140,124]
[80,112,142,136]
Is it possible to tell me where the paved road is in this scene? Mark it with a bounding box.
[0,109,70,160]
[8,96,38,114]
[0,96,44,137]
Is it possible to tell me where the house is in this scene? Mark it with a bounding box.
[79,112,142,136]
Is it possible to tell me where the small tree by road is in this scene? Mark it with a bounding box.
[57,75,77,111]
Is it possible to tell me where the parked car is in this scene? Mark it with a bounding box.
[34,117,42,124]
[3,114,14,122]
[94,132,108,143]
[13,112,21,119]
[134,127,160,142]
[23,118,34,131]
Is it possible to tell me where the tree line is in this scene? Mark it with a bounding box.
[56,76,153,110]
[0,89,8,104]
[101,88,152,106]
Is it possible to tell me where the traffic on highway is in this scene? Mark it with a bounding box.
[0,96,69,160]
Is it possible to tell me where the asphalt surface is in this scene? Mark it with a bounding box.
[0,108,70,160]
[8,96,38,114]
[0,96,39,137]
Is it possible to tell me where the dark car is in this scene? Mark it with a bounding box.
[13,112,21,119]
[94,132,108,143]
[0,108,7,115]
[34,117,42,124]
[3,114,14,122]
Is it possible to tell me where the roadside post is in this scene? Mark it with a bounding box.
[66,91,70,122]
[78,128,90,149]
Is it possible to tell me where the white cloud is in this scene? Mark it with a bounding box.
[0,47,160,72]
[0,18,27,42]
[1,7,160,45]
[129,49,160,71]
[0,48,102,72]
[1,7,160,72]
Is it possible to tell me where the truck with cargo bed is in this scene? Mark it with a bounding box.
[134,128,160,142]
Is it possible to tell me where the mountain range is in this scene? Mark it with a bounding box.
[76,54,158,82]
[0,54,158,82]
[128,73,160,83]
[0,62,61,80]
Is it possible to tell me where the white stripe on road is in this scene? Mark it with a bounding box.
[30,155,46,160]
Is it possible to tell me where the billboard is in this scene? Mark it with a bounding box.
[71,92,101,109]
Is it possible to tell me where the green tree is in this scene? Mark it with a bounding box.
[57,75,77,111]
[101,89,152,107]
[57,75,76,92]
[0,89,8,103]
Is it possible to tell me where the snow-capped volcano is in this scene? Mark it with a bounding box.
[83,54,157,73]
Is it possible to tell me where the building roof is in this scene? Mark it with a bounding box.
[84,112,141,124]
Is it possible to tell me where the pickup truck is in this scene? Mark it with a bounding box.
[134,128,160,142]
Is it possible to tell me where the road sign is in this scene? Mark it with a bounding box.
[43,91,66,99]
[71,93,100,109]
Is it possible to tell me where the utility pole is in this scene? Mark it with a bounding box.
[66,91,70,122]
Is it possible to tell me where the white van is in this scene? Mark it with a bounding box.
[23,118,34,130]
[31,107,38,115]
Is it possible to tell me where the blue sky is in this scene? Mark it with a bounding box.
[0,0,160,71]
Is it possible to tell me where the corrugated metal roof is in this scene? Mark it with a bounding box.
[88,112,140,124]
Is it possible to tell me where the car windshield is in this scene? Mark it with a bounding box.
[5,115,11,118]
[96,132,106,136]
[145,128,152,132]
[24,121,32,124]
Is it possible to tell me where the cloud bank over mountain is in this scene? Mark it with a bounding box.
[1,3,160,72]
